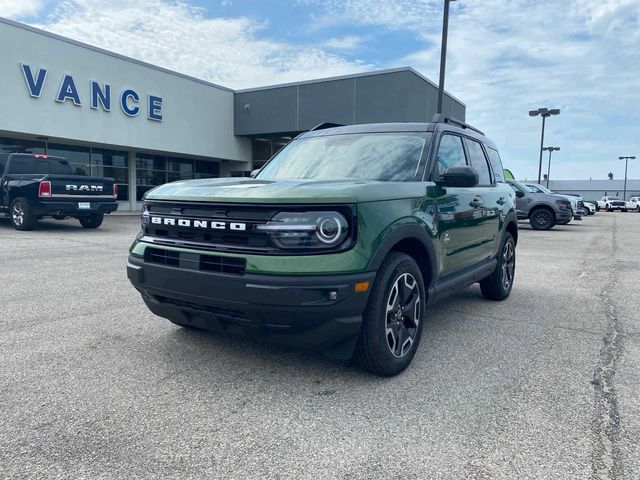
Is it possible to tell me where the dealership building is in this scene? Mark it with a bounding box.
[0,17,465,211]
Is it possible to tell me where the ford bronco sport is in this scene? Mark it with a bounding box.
[127,115,518,376]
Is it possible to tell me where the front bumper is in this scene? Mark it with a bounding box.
[127,254,375,359]
[556,209,573,223]
[34,200,118,216]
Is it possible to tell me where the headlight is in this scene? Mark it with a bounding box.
[141,202,150,228]
[257,211,350,250]
[556,200,571,209]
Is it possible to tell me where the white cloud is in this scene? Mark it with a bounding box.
[324,35,364,51]
[0,0,44,18]
[22,0,372,89]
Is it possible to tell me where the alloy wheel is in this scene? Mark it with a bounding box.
[12,202,24,226]
[533,210,551,228]
[501,240,515,291]
[385,273,421,358]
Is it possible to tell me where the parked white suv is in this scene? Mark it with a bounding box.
[597,196,627,212]
[627,196,640,212]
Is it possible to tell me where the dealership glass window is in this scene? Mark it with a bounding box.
[92,148,129,201]
[167,157,194,183]
[136,153,168,201]
[47,143,91,176]
[194,160,220,179]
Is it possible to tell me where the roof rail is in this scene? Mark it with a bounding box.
[309,122,345,131]
[431,114,484,135]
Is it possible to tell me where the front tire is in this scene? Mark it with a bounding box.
[480,232,516,300]
[529,208,555,230]
[10,197,36,231]
[355,252,426,377]
[622,209,627,213]
[78,213,104,229]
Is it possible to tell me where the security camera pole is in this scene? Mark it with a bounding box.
[543,146,560,188]
[619,155,636,201]
[529,108,560,184]
[436,0,457,114]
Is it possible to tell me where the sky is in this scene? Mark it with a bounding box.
[2,0,639,180]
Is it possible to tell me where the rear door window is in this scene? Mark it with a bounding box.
[434,134,467,177]
[465,139,492,185]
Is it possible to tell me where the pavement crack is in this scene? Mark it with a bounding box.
[590,216,624,480]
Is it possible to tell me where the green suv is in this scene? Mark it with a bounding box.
[127,116,518,376]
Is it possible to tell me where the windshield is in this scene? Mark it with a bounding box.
[257,132,429,181]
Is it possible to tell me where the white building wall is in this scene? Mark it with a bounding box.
[0,18,251,162]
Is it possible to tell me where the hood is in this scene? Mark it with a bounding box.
[144,177,427,204]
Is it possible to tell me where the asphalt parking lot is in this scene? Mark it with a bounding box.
[1,212,639,479]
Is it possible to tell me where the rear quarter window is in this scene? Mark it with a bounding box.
[486,147,505,182]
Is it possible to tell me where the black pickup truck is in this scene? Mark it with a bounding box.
[0,153,118,230]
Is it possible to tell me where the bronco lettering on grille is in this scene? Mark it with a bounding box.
[148,216,246,231]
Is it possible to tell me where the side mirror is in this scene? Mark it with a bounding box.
[250,169,260,178]
[515,190,525,198]
[439,165,479,188]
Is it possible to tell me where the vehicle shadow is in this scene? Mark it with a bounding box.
[150,286,486,385]
[0,218,84,231]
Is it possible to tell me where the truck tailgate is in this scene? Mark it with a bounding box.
[46,175,116,200]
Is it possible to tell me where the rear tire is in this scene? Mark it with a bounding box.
[79,213,104,229]
[529,208,555,230]
[355,252,425,377]
[622,209,627,213]
[10,197,36,231]
[480,232,516,301]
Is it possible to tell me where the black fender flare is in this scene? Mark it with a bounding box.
[503,210,518,244]
[367,224,438,289]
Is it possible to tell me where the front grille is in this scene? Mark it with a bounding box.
[145,247,246,275]
[141,200,356,255]
[142,201,277,253]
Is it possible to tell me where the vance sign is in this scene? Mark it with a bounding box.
[20,64,163,122]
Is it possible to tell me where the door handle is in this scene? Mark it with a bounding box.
[469,198,484,208]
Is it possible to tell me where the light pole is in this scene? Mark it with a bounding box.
[436,0,457,114]
[529,107,560,184]
[618,156,636,201]
[543,146,560,188]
